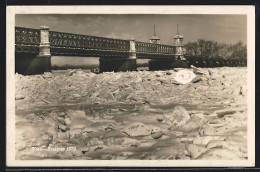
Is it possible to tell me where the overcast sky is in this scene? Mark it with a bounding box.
[16,14,247,45]
[15,14,247,66]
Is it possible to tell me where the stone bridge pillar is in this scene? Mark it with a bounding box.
[99,38,137,72]
[129,38,137,59]
[36,26,52,72]
[39,26,51,56]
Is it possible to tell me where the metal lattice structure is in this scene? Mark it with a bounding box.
[136,41,176,59]
[15,27,177,58]
[15,27,40,53]
[49,31,130,57]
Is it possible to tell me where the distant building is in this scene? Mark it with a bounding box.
[150,25,160,44]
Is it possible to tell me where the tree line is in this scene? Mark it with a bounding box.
[184,39,247,59]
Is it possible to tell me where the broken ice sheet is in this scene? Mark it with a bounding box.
[174,70,197,84]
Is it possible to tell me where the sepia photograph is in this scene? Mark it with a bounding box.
[6,6,255,167]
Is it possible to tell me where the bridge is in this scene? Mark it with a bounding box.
[15,26,246,75]
[15,26,184,74]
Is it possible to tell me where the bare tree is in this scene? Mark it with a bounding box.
[184,39,247,60]
[198,39,206,55]
[231,41,247,59]
[184,42,199,56]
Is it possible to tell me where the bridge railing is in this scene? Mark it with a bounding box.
[135,41,176,55]
[49,31,130,52]
[15,27,40,46]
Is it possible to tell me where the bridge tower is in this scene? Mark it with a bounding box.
[148,24,188,71]
[173,24,185,60]
[150,25,160,44]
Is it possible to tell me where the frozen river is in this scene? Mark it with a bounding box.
[15,67,248,160]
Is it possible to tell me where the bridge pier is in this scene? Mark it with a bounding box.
[15,52,50,75]
[15,26,51,75]
[99,58,136,72]
[149,59,189,71]
[99,38,137,72]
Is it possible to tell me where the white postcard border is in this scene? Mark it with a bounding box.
[6,5,255,167]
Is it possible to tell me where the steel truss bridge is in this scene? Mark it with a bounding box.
[15,27,177,59]
[15,26,246,75]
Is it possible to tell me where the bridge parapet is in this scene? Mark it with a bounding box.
[15,27,40,46]
[49,31,130,51]
[136,41,176,54]
[15,27,40,53]
[135,41,176,58]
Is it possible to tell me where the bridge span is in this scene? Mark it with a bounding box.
[15,26,184,74]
